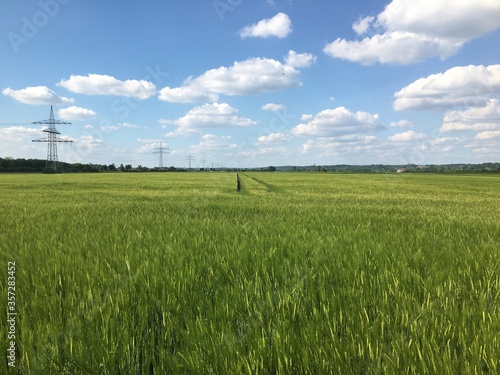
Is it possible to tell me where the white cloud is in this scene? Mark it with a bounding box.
[256,132,291,145]
[187,134,238,160]
[298,135,379,159]
[137,138,161,144]
[158,86,218,103]
[0,126,43,143]
[394,65,500,111]
[261,103,286,112]
[239,13,292,39]
[158,54,310,103]
[324,0,500,65]
[353,16,375,35]
[292,106,385,137]
[2,86,74,105]
[284,50,317,68]
[389,130,427,142]
[58,74,156,99]
[69,135,104,156]
[120,123,141,129]
[162,103,256,137]
[337,134,378,143]
[390,119,413,128]
[377,0,500,39]
[164,128,199,138]
[440,99,500,132]
[101,125,120,131]
[325,31,461,65]
[58,106,96,121]
[476,130,500,139]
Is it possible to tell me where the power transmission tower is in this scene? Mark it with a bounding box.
[32,105,72,173]
[185,154,195,171]
[152,141,169,169]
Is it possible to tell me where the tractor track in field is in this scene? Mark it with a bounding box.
[240,173,275,192]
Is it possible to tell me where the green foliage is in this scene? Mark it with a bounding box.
[0,173,499,373]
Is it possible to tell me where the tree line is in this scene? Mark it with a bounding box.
[1,157,499,173]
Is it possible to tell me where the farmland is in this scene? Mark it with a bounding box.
[1,172,499,374]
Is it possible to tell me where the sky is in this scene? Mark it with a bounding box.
[1,0,499,169]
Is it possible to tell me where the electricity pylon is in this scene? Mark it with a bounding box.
[185,154,195,171]
[32,106,72,173]
[153,141,169,169]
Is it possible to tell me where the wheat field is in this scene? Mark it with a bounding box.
[1,172,499,374]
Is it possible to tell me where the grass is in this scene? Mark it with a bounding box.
[0,172,499,374]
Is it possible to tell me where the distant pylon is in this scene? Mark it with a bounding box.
[32,106,72,173]
[185,154,195,171]
[153,141,169,169]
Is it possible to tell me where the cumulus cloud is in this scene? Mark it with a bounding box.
[476,130,500,139]
[390,119,413,128]
[58,74,156,99]
[2,86,74,105]
[162,103,256,136]
[324,0,500,65]
[239,13,292,38]
[261,103,286,112]
[120,123,141,129]
[292,106,385,137]
[325,32,461,65]
[299,135,379,158]
[184,134,240,164]
[440,99,500,132]
[158,86,218,103]
[58,106,96,121]
[394,65,500,111]
[377,0,500,39]
[158,52,313,103]
[164,128,199,138]
[389,130,427,142]
[0,126,43,143]
[284,50,317,68]
[256,132,291,145]
[353,16,375,35]
[191,134,237,153]
[100,125,120,131]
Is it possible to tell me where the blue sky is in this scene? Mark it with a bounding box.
[1,0,499,168]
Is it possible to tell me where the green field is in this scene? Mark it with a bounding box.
[1,172,499,374]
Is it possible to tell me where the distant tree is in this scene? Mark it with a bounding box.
[268,166,276,172]
[108,163,117,171]
[125,164,132,171]
[119,163,125,172]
